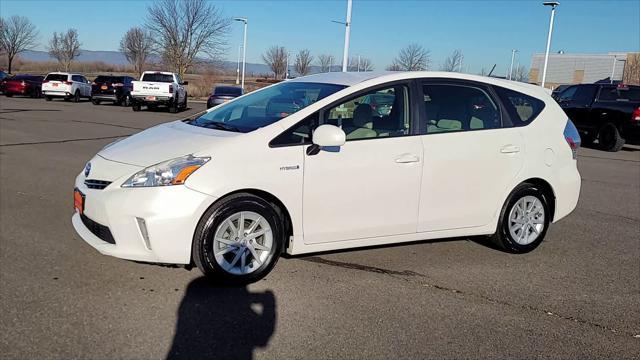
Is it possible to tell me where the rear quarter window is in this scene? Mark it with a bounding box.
[494,86,545,126]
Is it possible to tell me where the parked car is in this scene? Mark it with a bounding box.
[91,75,135,106]
[556,83,640,151]
[72,71,581,284]
[207,86,243,109]
[42,72,92,102]
[1,74,44,98]
[130,71,188,113]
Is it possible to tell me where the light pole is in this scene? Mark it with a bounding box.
[541,2,559,88]
[234,17,248,90]
[509,49,518,80]
[332,0,353,72]
[235,44,242,85]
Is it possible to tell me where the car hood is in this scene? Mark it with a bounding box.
[98,120,240,166]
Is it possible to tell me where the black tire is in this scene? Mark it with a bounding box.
[182,94,188,109]
[92,99,101,105]
[45,96,52,101]
[5,93,13,97]
[120,94,131,107]
[168,99,178,113]
[73,90,80,103]
[490,183,551,254]
[148,104,157,111]
[132,103,141,112]
[598,123,625,152]
[192,193,285,284]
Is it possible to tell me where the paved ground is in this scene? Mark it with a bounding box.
[1,96,639,359]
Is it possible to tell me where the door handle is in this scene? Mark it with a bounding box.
[500,145,520,154]
[395,154,420,163]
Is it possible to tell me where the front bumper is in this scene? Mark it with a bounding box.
[71,158,217,264]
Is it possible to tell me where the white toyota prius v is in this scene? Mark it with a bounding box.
[72,71,581,283]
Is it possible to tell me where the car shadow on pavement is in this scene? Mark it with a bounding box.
[167,277,277,360]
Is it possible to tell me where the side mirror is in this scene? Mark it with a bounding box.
[308,124,345,155]
[313,124,346,147]
[182,81,189,85]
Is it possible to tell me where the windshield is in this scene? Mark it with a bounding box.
[141,73,174,82]
[188,82,345,133]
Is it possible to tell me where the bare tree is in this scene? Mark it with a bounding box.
[623,53,640,85]
[512,65,529,82]
[479,67,488,76]
[0,16,38,74]
[441,49,464,72]
[120,27,154,77]
[48,29,81,72]
[393,44,430,71]
[386,62,402,71]
[294,49,313,76]
[262,46,287,79]
[145,0,229,77]
[347,56,373,72]
[317,54,334,72]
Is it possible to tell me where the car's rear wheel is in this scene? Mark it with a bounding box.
[192,193,284,284]
[490,183,550,253]
[132,103,141,112]
[598,123,625,152]
[120,94,131,107]
[92,99,101,105]
[5,93,12,97]
[45,96,52,101]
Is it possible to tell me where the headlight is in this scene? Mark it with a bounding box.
[121,155,210,188]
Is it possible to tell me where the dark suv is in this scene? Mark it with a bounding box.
[556,83,640,152]
[91,75,135,106]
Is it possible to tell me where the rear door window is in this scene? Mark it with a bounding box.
[72,75,82,82]
[421,83,501,133]
[598,86,640,101]
[494,86,545,126]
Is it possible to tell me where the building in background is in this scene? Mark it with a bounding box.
[530,52,640,89]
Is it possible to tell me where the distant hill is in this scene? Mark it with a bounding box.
[19,49,274,75]
[18,49,348,75]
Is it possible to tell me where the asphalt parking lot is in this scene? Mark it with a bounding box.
[1,96,639,359]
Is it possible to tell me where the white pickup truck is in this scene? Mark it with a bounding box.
[130,71,188,113]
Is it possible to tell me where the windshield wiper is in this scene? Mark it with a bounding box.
[200,121,243,132]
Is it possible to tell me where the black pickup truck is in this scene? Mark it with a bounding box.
[555,83,640,151]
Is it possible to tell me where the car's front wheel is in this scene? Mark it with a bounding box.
[490,184,550,253]
[192,193,284,284]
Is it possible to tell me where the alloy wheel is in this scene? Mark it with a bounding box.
[213,211,273,275]
[508,195,545,245]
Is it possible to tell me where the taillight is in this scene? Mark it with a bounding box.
[169,84,173,93]
[21,81,26,86]
[64,80,73,85]
[564,119,581,160]
[632,107,640,122]
[42,80,48,84]
[91,81,96,85]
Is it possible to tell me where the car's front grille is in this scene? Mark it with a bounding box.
[80,213,116,244]
[84,179,111,190]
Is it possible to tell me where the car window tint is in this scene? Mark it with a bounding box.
[422,84,501,133]
[599,86,640,101]
[559,86,577,101]
[270,113,318,146]
[324,85,410,141]
[72,75,82,82]
[494,86,545,126]
[45,74,68,82]
[574,85,596,103]
[142,73,174,82]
